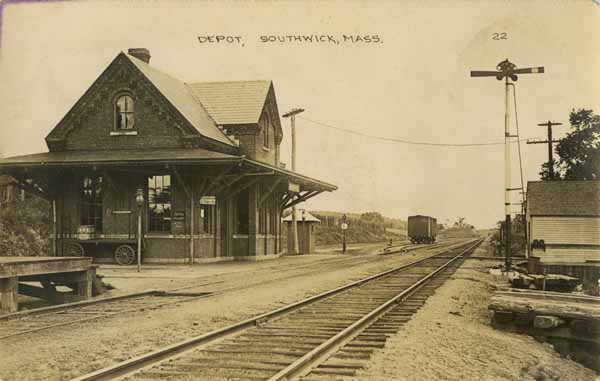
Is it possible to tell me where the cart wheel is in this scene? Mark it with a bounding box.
[114,245,136,266]
[66,242,85,257]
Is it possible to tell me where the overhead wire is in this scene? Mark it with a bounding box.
[297,115,540,148]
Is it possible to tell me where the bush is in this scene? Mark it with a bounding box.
[0,197,52,256]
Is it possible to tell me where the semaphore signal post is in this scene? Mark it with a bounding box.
[470,59,544,271]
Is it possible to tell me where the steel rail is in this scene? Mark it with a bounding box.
[380,238,465,255]
[70,239,479,381]
[3,247,393,321]
[268,239,482,380]
[0,255,374,340]
[0,239,468,341]
[0,290,159,322]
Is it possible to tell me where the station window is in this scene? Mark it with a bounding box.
[115,94,135,130]
[148,175,172,232]
[81,176,103,231]
[262,111,270,149]
[201,204,215,234]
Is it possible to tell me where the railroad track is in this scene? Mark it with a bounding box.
[381,239,461,254]
[0,290,213,340]
[0,239,465,340]
[72,238,482,381]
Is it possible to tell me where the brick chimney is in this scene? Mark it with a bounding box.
[127,48,151,64]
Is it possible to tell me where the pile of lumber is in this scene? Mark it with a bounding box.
[489,289,600,371]
[508,272,580,292]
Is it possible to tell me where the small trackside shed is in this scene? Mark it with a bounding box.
[0,48,336,264]
[526,180,600,268]
[283,209,320,254]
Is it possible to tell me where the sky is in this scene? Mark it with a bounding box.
[0,0,598,228]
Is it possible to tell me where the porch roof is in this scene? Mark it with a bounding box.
[0,149,337,192]
[0,148,238,167]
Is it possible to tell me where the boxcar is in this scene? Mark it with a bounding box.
[407,215,437,244]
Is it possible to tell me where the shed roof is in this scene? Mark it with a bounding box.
[187,81,272,125]
[282,209,321,223]
[125,54,234,146]
[527,180,600,216]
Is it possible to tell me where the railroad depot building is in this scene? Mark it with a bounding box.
[0,49,336,264]
[526,180,600,276]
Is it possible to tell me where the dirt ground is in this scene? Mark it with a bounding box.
[0,242,452,381]
[15,242,384,310]
[353,243,598,381]
[4,240,587,381]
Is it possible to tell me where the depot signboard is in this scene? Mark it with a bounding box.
[199,196,216,205]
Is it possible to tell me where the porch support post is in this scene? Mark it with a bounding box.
[281,193,293,208]
[172,166,192,199]
[197,178,209,199]
[212,174,246,195]
[203,164,238,195]
[0,276,19,314]
[102,170,118,194]
[225,178,263,200]
[190,185,195,265]
[284,190,322,209]
[248,183,259,257]
[52,200,57,256]
[259,177,284,205]
[172,166,195,265]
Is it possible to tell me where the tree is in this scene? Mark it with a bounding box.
[452,217,468,228]
[540,109,600,180]
[490,214,526,256]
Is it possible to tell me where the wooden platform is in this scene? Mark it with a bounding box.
[0,256,94,314]
[489,289,600,371]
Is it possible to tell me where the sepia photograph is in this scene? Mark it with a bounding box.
[0,0,598,380]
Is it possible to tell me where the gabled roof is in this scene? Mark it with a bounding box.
[125,54,234,146]
[527,180,600,216]
[187,81,272,125]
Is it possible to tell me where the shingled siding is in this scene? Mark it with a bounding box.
[64,88,185,151]
[527,180,600,216]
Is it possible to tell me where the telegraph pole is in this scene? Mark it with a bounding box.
[471,59,544,271]
[282,108,305,255]
[527,121,562,180]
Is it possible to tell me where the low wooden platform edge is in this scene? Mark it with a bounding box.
[0,289,158,321]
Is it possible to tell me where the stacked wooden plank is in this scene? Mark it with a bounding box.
[508,272,580,292]
[489,289,600,371]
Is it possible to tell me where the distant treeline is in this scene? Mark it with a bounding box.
[310,211,406,246]
[311,211,407,231]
